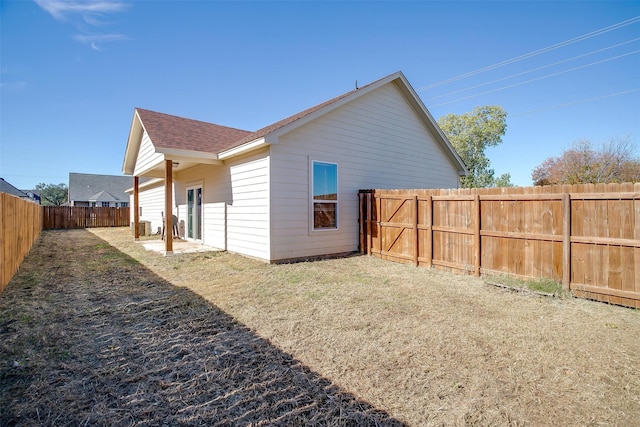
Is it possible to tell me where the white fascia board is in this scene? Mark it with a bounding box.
[218,137,268,160]
[125,177,164,194]
[122,111,144,175]
[156,148,223,164]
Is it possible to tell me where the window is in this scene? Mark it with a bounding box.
[101,202,110,207]
[312,161,338,230]
[120,202,129,208]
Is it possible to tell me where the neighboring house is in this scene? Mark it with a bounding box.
[122,71,467,261]
[21,190,42,204]
[0,178,40,203]
[68,173,134,207]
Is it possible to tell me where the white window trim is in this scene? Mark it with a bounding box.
[309,159,339,233]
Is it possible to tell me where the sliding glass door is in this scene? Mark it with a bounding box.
[187,186,202,241]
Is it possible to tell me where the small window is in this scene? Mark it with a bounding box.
[120,202,129,208]
[312,161,338,230]
[101,202,110,207]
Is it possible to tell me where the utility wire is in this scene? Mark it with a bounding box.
[427,38,640,102]
[417,15,640,92]
[511,88,640,117]
[431,49,640,107]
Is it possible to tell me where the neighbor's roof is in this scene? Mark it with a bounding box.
[88,190,120,202]
[135,108,252,153]
[68,172,145,203]
[0,177,29,198]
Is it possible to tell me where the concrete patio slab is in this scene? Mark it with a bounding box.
[139,239,222,255]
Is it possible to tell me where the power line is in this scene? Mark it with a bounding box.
[510,88,640,117]
[431,49,640,107]
[427,38,640,102]
[417,15,640,92]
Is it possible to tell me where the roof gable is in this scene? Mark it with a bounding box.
[136,109,252,153]
[123,71,466,175]
[221,71,466,173]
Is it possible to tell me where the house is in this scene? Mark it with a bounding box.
[68,173,134,207]
[122,71,466,260]
[0,178,39,203]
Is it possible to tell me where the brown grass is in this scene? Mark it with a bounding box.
[2,228,639,426]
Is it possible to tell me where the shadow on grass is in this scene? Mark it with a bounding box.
[0,230,405,426]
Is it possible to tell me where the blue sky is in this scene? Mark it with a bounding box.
[1,0,638,189]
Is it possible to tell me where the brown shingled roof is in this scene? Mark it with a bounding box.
[135,108,252,153]
[136,73,395,155]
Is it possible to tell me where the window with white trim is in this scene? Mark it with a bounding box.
[312,161,338,230]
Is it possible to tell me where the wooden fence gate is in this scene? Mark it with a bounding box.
[359,183,640,309]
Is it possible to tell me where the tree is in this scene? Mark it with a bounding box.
[494,172,514,188]
[35,182,68,206]
[437,105,510,188]
[531,138,640,186]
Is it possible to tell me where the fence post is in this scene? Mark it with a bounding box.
[474,193,481,277]
[359,192,366,254]
[425,194,432,269]
[366,192,373,255]
[562,192,571,291]
[413,195,419,266]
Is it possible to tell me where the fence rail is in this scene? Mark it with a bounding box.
[359,183,640,309]
[42,206,130,229]
[1,193,42,292]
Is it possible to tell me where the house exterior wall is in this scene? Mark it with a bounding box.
[175,163,229,249]
[134,131,163,176]
[129,183,174,235]
[268,81,460,261]
[173,148,270,260]
[226,149,270,260]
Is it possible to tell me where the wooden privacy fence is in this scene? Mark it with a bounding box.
[1,193,43,292]
[42,206,130,229]
[359,183,640,309]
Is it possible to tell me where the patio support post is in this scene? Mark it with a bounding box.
[164,160,173,255]
[133,176,140,240]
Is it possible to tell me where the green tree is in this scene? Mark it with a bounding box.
[35,182,68,206]
[437,105,510,188]
[494,172,514,188]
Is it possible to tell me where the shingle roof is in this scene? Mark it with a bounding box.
[69,173,140,203]
[128,71,466,174]
[88,190,120,202]
[134,75,386,155]
[135,109,252,153]
[0,178,29,198]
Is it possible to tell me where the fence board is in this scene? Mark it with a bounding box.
[360,184,640,309]
[1,194,42,292]
[42,207,130,229]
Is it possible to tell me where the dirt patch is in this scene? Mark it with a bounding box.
[2,228,640,426]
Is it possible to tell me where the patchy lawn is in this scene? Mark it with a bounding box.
[2,228,639,426]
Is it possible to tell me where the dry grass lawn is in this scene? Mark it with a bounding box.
[2,228,639,426]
